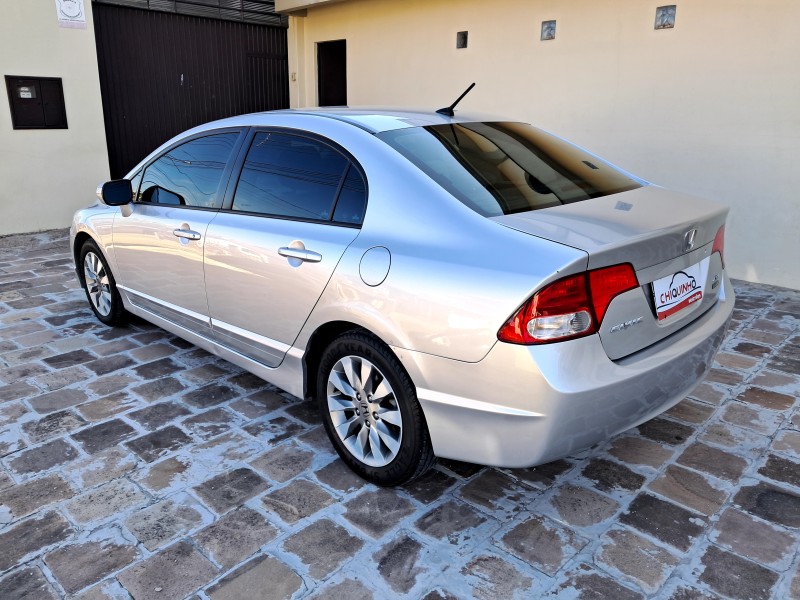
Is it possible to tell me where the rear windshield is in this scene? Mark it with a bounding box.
[378,122,642,216]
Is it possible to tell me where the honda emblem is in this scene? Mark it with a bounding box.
[684,228,698,252]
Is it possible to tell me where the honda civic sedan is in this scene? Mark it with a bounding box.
[71,108,734,485]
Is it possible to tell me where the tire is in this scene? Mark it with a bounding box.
[317,332,435,486]
[79,240,127,327]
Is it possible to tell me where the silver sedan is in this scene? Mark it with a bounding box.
[71,108,734,485]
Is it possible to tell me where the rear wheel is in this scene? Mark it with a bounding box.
[79,240,126,326]
[317,332,435,486]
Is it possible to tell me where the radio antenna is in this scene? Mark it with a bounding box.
[436,83,476,117]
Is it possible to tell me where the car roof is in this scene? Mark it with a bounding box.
[206,107,508,134]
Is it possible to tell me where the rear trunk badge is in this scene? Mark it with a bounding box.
[684,228,698,252]
[609,317,643,333]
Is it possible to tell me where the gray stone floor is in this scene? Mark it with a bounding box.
[0,229,798,600]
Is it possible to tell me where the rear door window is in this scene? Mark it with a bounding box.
[232,132,366,225]
[139,132,239,209]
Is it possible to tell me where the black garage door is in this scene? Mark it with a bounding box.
[93,3,289,178]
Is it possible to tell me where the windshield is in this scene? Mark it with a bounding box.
[378,122,642,216]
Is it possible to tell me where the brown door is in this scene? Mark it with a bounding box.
[317,40,347,106]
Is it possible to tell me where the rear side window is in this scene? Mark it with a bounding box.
[233,133,347,221]
[139,133,239,209]
[378,122,642,216]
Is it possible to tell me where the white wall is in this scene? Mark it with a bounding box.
[284,0,800,289]
[0,1,109,235]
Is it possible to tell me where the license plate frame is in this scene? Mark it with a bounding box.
[652,257,710,321]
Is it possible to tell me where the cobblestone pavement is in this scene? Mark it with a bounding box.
[0,229,798,600]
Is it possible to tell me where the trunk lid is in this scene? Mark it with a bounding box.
[492,185,729,359]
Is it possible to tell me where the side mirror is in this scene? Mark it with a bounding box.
[96,179,133,206]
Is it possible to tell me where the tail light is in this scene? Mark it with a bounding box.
[498,263,638,345]
[712,224,725,268]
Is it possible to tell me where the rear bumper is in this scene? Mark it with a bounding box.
[398,274,734,468]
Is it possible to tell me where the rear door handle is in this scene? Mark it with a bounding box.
[278,247,322,263]
[173,229,201,241]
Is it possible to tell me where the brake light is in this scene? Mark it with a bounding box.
[712,224,725,268]
[498,263,638,345]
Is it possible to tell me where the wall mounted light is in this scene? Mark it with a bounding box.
[541,20,556,41]
[655,6,676,29]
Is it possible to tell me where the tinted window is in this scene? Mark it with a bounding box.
[378,122,642,217]
[139,133,238,209]
[232,132,349,220]
[332,165,367,225]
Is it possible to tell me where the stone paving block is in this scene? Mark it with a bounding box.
[343,488,416,538]
[649,465,728,516]
[758,453,800,488]
[608,436,673,468]
[118,541,219,600]
[438,459,484,479]
[751,368,798,391]
[66,479,147,524]
[499,514,589,576]
[229,390,285,419]
[183,363,229,385]
[90,338,139,357]
[710,508,795,569]
[677,442,748,482]
[71,446,138,488]
[207,554,304,600]
[7,438,80,475]
[0,510,74,571]
[620,493,706,551]
[459,469,528,514]
[699,420,771,458]
[243,415,306,444]
[714,351,759,371]
[184,383,239,409]
[283,518,365,578]
[125,492,210,551]
[308,578,374,599]
[77,392,142,422]
[21,409,87,443]
[773,430,800,458]
[0,565,59,600]
[71,418,136,454]
[43,348,96,369]
[129,402,192,431]
[262,478,335,523]
[28,388,87,414]
[193,431,263,471]
[0,381,39,403]
[722,401,785,435]
[414,499,487,544]
[131,376,186,402]
[298,425,335,453]
[0,473,74,519]
[737,386,796,411]
[581,457,646,492]
[705,367,745,387]
[284,399,318,425]
[374,534,426,594]
[125,425,193,463]
[314,458,368,493]
[194,467,269,514]
[227,371,269,392]
[194,506,278,570]
[133,357,181,380]
[548,563,643,599]
[401,468,458,504]
[136,455,197,494]
[507,459,574,490]
[636,417,694,446]
[182,407,236,440]
[733,481,800,528]
[0,469,12,491]
[129,342,175,363]
[665,399,716,424]
[595,528,679,594]
[45,531,139,594]
[0,403,27,428]
[0,426,26,458]
[460,554,534,600]
[697,545,779,600]
[35,366,92,393]
[249,442,314,483]
[84,354,135,376]
[548,483,619,527]
[689,382,727,406]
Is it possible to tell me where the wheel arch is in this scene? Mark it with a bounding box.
[72,231,97,289]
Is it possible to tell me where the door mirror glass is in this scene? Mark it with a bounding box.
[99,179,133,206]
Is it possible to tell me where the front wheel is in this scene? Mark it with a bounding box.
[317,332,435,486]
[79,240,127,326]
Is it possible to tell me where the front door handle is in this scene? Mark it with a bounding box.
[278,247,322,263]
[173,229,201,241]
